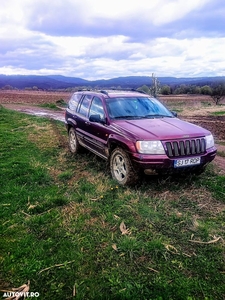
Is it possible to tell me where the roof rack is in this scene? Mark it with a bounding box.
[77,88,92,92]
[99,88,148,95]
[99,90,109,96]
[134,89,148,94]
[76,88,149,96]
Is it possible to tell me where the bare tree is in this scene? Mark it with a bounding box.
[211,83,225,105]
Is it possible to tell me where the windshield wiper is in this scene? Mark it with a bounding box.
[144,114,173,119]
[113,114,173,120]
[113,115,143,120]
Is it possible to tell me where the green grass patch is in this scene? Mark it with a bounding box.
[38,99,67,110]
[217,141,225,146]
[56,98,68,107]
[212,111,225,116]
[200,101,212,107]
[38,103,60,110]
[0,106,225,299]
[217,150,225,157]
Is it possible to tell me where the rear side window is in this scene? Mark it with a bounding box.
[77,94,92,117]
[68,93,82,111]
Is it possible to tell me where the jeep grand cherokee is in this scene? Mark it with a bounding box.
[65,90,217,185]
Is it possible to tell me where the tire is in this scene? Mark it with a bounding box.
[68,127,80,154]
[110,148,139,186]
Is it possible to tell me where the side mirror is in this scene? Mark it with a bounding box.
[89,114,106,124]
[171,111,178,117]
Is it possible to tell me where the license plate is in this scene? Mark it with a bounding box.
[174,157,201,168]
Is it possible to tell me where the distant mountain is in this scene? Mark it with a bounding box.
[47,75,90,85]
[0,74,225,90]
[0,75,89,89]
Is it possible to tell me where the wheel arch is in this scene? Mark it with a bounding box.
[108,135,136,156]
[66,123,72,133]
[65,118,77,133]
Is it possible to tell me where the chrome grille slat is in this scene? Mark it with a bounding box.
[174,142,179,156]
[164,138,206,158]
[185,140,191,155]
[191,140,196,154]
[180,141,185,156]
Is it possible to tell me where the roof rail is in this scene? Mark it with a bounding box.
[138,90,148,94]
[131,89,148,95]
[99,90,109,96]
[76,88,149,95]
[77,88,92,92]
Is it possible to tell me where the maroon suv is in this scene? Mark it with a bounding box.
[65,90,217,185]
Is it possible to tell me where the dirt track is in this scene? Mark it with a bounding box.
[1,103,65,121]
[1,90,225,174]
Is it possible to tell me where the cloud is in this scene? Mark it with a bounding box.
[0,0,224,79]
[22,0,225,39]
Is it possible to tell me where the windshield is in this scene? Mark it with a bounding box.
[106,97,173,119]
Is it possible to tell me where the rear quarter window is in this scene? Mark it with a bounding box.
[68,93,82,111]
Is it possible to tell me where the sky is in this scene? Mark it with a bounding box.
[0,0,225,80]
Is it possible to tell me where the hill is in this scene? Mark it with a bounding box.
[0,74,225,90]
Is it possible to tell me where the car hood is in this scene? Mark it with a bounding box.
[111,117,211,140]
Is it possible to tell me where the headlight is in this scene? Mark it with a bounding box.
[205,134,214,149]
[136,141,165,154]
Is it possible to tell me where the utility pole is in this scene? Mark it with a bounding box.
[151,73,160,98]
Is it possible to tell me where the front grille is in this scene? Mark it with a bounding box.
[164,138,206,158]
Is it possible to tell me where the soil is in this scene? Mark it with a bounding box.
[1,90,225,174]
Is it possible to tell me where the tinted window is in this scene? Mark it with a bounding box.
[68,93,82,111]
[77,94,92,117]
[89,97,105,119]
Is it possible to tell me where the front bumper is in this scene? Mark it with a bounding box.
[131,146,217,174]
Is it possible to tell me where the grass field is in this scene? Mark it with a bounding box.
[0,105,225,299]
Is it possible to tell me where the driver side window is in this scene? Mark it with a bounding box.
[89,97,105,119]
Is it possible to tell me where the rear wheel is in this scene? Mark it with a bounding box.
[110,148,139,185]
[68,127,80,154]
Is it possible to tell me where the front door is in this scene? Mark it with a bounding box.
[85,96,109,159]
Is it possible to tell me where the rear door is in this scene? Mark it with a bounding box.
[75,94,93,147]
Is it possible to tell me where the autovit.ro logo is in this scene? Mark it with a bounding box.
[3,291,40,298]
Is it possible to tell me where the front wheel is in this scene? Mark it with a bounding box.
[110,148,139,186]
[68,127,80,154]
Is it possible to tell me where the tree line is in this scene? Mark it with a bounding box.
[2,79,225,105]
[138,81,225,105]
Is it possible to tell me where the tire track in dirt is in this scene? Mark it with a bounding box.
[1,103,65,121]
